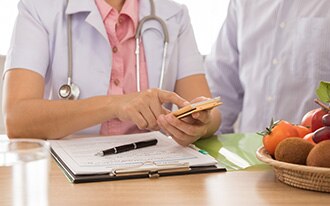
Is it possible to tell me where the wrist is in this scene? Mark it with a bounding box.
[106,95,121,119]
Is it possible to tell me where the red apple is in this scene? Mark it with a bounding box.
[301,108,328,132]
[311,108,328,132]
[301,109,316,128]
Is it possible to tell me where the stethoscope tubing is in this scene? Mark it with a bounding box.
[67,9,73,86]
[60,0,169,99]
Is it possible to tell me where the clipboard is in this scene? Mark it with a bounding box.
[172,97,223,119]
[51,149,225,183]
[49,132,226,183]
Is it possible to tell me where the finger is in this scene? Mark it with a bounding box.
[157,90,189,108]
[162,107,172,114]
[162,114,197,141]
[158,114,184,138]
[148,98,172,127]
[179,115,196,124]
[157,115,171,135]
[190,96,209,104]
[143,89,184,119]
[139,106,159,130]
[165,114,197,137]
[191,110,211,124]
[130,112,149,130]
[166,114,208,138]
[149,97,166,118]
[172,136,191,146]
[157,115,190,146]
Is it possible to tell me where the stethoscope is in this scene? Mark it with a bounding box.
[59,0,169,100]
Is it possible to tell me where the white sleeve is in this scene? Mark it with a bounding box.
[205,0,244,134]
[4,0,49,77]
[176,5,204,79]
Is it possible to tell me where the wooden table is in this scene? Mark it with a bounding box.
[2,134,330,206]
[46,162,330,206]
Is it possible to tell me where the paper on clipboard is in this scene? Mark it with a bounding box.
[49,132,218,176]
[172,97,222,119]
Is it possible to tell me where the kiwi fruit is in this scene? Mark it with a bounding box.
[274,137,314,165]
[306,140,330,168]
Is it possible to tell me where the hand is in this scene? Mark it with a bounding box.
[113,89,188,131]
[157,97,212,146]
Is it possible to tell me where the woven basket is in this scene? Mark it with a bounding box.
[256,147,330,193]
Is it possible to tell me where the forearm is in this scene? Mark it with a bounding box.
[5,96,114,139]
[4,88,188,139]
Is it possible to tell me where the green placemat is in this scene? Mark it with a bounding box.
[194,133,267,171]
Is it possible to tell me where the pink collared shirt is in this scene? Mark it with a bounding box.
[95,0,149,135]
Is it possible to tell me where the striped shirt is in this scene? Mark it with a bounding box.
[205,0,330,133]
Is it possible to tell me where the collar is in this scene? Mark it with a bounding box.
[65,0,94,14]
[94,0,139,31]
[94,0,110,21]
[65,0,182,21]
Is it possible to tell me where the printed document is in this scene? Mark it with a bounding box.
[49,132,218,175]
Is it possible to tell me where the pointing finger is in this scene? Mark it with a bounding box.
[157,90,189,108]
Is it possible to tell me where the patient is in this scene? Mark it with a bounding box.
[205,0,330,134]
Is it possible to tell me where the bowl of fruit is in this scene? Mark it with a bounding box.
[256,81,330,193]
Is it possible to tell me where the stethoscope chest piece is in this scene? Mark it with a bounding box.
[60,2,80,101]
[58,83,80,100]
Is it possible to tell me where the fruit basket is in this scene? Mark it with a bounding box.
[256,146,330,193]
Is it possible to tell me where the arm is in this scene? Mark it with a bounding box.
[3,69,111,139]
[3,69,188,139]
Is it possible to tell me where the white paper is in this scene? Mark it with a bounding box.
[49,132,217,175]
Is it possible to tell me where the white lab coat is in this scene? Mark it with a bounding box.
[5,0,203,134]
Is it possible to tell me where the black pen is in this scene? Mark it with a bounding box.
[95,139,158,156]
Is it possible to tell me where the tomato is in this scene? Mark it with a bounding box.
[303,133,316,145]
[292,125,311,138]
[259,120,299,156]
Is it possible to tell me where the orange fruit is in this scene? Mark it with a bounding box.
[293,125,311,138]
[258,120,299,156]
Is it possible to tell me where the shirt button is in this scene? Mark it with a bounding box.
[118,17,124,24]
[272,58,279,65]
[280,22,286,29]
[112,46,118,53]
[114,79,120,86]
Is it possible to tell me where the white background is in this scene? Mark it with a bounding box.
[0,0,229,55]
[174,0,229,54]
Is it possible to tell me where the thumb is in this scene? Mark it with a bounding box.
[157,90,189,108]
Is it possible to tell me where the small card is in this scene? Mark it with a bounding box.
[172,97,222,119]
